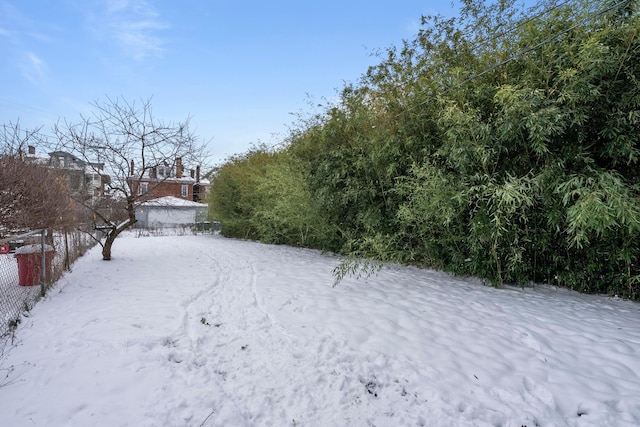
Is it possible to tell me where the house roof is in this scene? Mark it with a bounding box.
[139,196,207,208]
[131,161,210,185]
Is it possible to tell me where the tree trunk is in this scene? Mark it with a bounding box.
[102,233,115,260]
[101,197,137,260]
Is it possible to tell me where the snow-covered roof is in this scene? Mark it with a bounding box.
[24,154,50,165]
[139,196,207,208]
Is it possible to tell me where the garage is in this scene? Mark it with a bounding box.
[135,196,208,228]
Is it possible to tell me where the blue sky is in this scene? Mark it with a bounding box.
[1,1,456,165]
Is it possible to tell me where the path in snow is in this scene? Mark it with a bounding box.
[0,234,639,427]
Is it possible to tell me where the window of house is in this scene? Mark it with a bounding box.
[181,184,188,197]
[139,182,148,195]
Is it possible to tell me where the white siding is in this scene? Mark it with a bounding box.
[148,208,196,228]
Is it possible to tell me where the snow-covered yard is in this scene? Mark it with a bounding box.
[0,253,39,335]
[0,233,638,426]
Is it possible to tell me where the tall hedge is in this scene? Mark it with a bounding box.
[211,0,640,299]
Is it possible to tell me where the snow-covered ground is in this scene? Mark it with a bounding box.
[1,231,97,338]
[0,253,39,339]
[0,233,638,427]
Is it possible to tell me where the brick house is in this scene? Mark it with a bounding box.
[128,157,209,203]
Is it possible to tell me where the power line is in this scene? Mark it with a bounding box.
[395,0,629,118]
[463,0,573,55]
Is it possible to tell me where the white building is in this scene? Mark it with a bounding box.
[135,196,208,228]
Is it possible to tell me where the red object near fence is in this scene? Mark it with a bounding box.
[0,243,9,254]
[14,245,55,286]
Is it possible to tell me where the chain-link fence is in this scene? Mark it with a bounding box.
[0,226,99,340]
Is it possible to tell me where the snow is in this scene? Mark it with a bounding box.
[13,244,54,255]
[0,233,638,427]
[139,196,207,207]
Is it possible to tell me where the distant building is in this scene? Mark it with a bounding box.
[128,157,210,203]
[47,151,110,205]
[24,146,110,206]
[134,196,208,228]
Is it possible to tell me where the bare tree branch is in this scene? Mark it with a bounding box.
[53,96,210,260]
[0,156,77,232]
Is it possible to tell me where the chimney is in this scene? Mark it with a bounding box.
[176,157,183,179]
[190,169,194,179]
[130,159,134,176]
[196,165,201,183]
[28,145,35,155]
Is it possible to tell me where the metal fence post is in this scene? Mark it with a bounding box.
[1,226,100,341]
[40,229,46,297]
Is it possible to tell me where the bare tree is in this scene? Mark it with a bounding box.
[0,121,46,158]
[0,122,77,233]
[54,97,209,260]
[0,155,77,232]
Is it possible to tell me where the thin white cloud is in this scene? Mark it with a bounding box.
[105,0,129,14]
[21,51,47,84]
[0,2,58,90]
[94,0,169,60]
[0,3,32,43]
